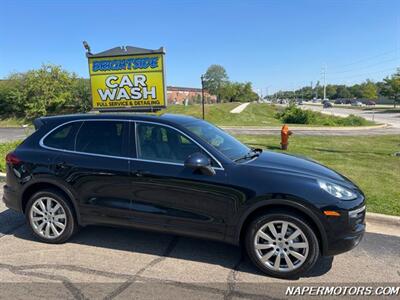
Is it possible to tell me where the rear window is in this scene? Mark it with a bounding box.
[42,122,82,150]
[75,121,126,157]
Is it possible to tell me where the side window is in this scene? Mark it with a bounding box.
[43,122,81,150]
[136,123,212,164]
[76,121,126,156]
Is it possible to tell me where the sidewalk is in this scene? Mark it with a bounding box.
[230,103,250,113]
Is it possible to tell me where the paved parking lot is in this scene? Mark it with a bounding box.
[0,183,399,299]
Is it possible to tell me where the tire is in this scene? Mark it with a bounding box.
[245,212,319,279]
[25,189,77,244]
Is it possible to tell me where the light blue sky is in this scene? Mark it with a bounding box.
[1,0,399,93]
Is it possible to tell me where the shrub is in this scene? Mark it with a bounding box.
[0,65,91,121]
[276,105,371,126]
[335,114,369,126]
[0,140,21,172]
[275,105,315,124]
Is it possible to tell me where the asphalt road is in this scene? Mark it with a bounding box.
[0,127,33,143]
[302,104,400,128]
[1,184,399,299]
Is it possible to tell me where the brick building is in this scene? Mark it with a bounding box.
[167,86,217,105]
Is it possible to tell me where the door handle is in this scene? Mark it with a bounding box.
[131,170,151,177]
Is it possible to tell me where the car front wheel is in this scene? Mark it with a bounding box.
[245,212,319,279]
[26,189,77,243]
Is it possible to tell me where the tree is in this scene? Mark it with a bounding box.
[71,78,91,112]
[335,85,351,99]
[381,69,400,107]
[349,84,363,99]
[0,75,26,116]
[219,82,258,103]
[361,80,378,99]
[203,65,228,102]
[0,64,90,119]
[325,85,337,99]
[295,86,314,100]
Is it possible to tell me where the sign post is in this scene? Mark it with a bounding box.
[85,44,166,112]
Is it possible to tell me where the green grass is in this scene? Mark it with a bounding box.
[0,103,377,127]
[161,102,282,126]
[0,140,21,173]
[0,116,28,127]
[161,103,375,127]
[235,134,400,216]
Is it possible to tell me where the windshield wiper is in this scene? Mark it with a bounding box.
[233,148,262,162]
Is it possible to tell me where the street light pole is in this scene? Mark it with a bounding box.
[322,65,327,100]
[201,74,205,120]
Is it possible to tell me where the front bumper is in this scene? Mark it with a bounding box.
[323,205,366,256]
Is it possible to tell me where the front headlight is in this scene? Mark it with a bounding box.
[318,180,357,200]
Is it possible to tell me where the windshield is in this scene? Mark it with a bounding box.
[183,120,251,161]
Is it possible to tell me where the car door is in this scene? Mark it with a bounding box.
[128,121,241,241]
[50,120,133,225]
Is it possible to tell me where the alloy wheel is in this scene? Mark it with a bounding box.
[29,197,67,239]
[254,220,309,272]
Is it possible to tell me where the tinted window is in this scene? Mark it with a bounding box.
[76,121,126,156]
[136,123,212,164]
[183,120,250,161]
[43,122,81,150]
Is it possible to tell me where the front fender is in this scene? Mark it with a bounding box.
[230,196,329,255]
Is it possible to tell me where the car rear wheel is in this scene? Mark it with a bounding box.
[26,189,77,243]
[245,212,319,279]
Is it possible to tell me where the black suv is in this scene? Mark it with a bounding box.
[3,113,365,278]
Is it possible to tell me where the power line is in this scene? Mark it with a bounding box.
[329,66,398,81]
[329,57,399,74]
[329,49,398,70]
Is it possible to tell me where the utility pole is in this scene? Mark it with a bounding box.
[201,75,205,120]
[322,65,327,100]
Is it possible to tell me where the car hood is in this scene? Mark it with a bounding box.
[246,151,355,187]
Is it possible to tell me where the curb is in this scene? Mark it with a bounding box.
[366,212,400,227]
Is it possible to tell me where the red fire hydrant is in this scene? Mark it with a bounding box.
[281,124,292,150]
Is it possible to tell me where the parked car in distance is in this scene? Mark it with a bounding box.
[3,114,366,279]
[334,99,343,105]
[351,101,364,107]
[343,99,352,105]
[366,100,376,106]
[323,102,333,108]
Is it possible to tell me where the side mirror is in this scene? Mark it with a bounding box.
[184,152,216,176]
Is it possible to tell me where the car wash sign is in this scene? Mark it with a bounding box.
[87,46,166,111]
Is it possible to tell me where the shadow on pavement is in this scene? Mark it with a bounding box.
[9,219,334,279]
[0,208,25,236]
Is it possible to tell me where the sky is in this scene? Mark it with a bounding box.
[1,0,399,94]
